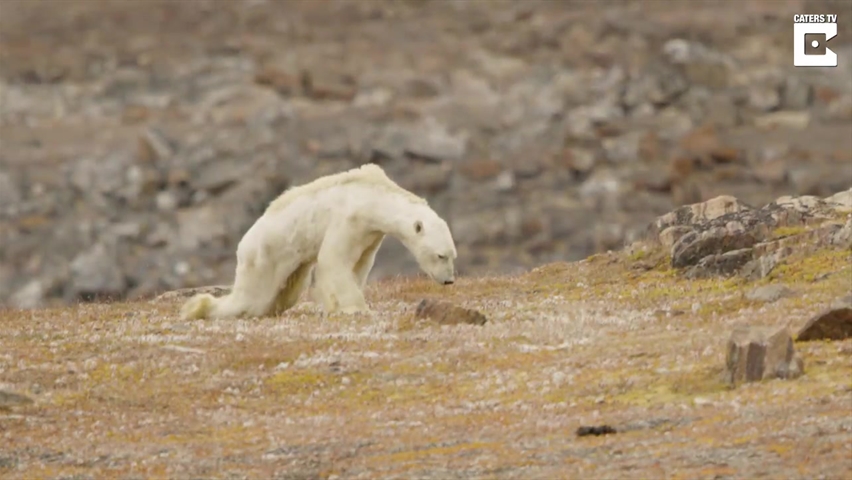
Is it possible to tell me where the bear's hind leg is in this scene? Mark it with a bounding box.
[271,262,314,315]
[224,251,299,318]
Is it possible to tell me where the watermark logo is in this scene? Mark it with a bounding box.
[793,14,838,67]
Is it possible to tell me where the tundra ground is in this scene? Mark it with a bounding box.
[1,246,851,479]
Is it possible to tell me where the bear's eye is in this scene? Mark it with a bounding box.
[437,254,448,260]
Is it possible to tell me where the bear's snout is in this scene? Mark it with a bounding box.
[443,279,454,285]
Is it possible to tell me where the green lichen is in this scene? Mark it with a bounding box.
[765,248,850,284]
[772,225,808,239]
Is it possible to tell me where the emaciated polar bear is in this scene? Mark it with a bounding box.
[179,163,457,320]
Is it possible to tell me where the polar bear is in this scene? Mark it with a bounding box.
[179,163,457,320]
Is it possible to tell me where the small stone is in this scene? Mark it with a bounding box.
[302,70,358,102]
[122,104,150,124]
[414,299,487,326]
[403,118,468,163]
[155,191,179,212]
[824,93,852,122]
[557,148,596,174]
[0,171,21,208]
[192,159,248,195]
[511,156,544,179]
[137,126,176,163]
[254,65,300,96]
[0,389,34,410]
[495,171,515,192]
[602,131,644,164]
[353,88,393,108]
[459,159,503,181]
[753,111,811,130]
[797,295,852,342]
[576,425,617,437]
[726,325,804,386]
[745,284,794,303]
[781,76,813,110]
[407,164,452,194]
[373,118,467,163]
[401,77,443,99]
[747,85,781,112]
[174,261,190,276]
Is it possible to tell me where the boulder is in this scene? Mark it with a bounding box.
[796,295,852,342]
[415,299,488,326]
[745,284,794,303]
[726,325,804,386]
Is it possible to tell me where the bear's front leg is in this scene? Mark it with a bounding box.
[314,262,369,314]
[315,222,371,315]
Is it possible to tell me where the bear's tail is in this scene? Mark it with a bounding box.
[180,291,248,320]
[180,293,216,320]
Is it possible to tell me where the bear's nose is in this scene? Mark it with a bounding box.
[443,279,454,285]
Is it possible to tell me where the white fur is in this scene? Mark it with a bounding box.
[180,164,457,320]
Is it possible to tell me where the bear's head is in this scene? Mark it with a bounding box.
[406,214,457,285]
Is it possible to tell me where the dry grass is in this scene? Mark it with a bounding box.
[1,247,851,480]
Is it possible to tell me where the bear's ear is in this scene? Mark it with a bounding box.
[414,220,423,234]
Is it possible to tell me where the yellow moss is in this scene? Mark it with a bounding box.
[88,363,144,385]
[767,443,794,456]
[382,441,495,463]
[627,248,649,261]
[766,248,850,284]
[772,225,808,238]
[265,368,337,395]
[638,276,744,308]
[732,434,758,445]
[609,364,728,407]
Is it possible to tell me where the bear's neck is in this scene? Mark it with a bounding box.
[360,193,425,242]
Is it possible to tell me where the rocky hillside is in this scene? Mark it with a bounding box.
[1,0,851,307]
[2,191,850,479]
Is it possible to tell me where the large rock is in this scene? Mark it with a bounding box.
[415,299,488,326]
[644,192,852,278]
[649,195,751,237]
[672,224,760,269]
[832,217,852,249]
[726,325,804,386]
[797,295,852,342]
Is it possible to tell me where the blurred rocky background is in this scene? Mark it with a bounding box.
[1,0,851,308]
